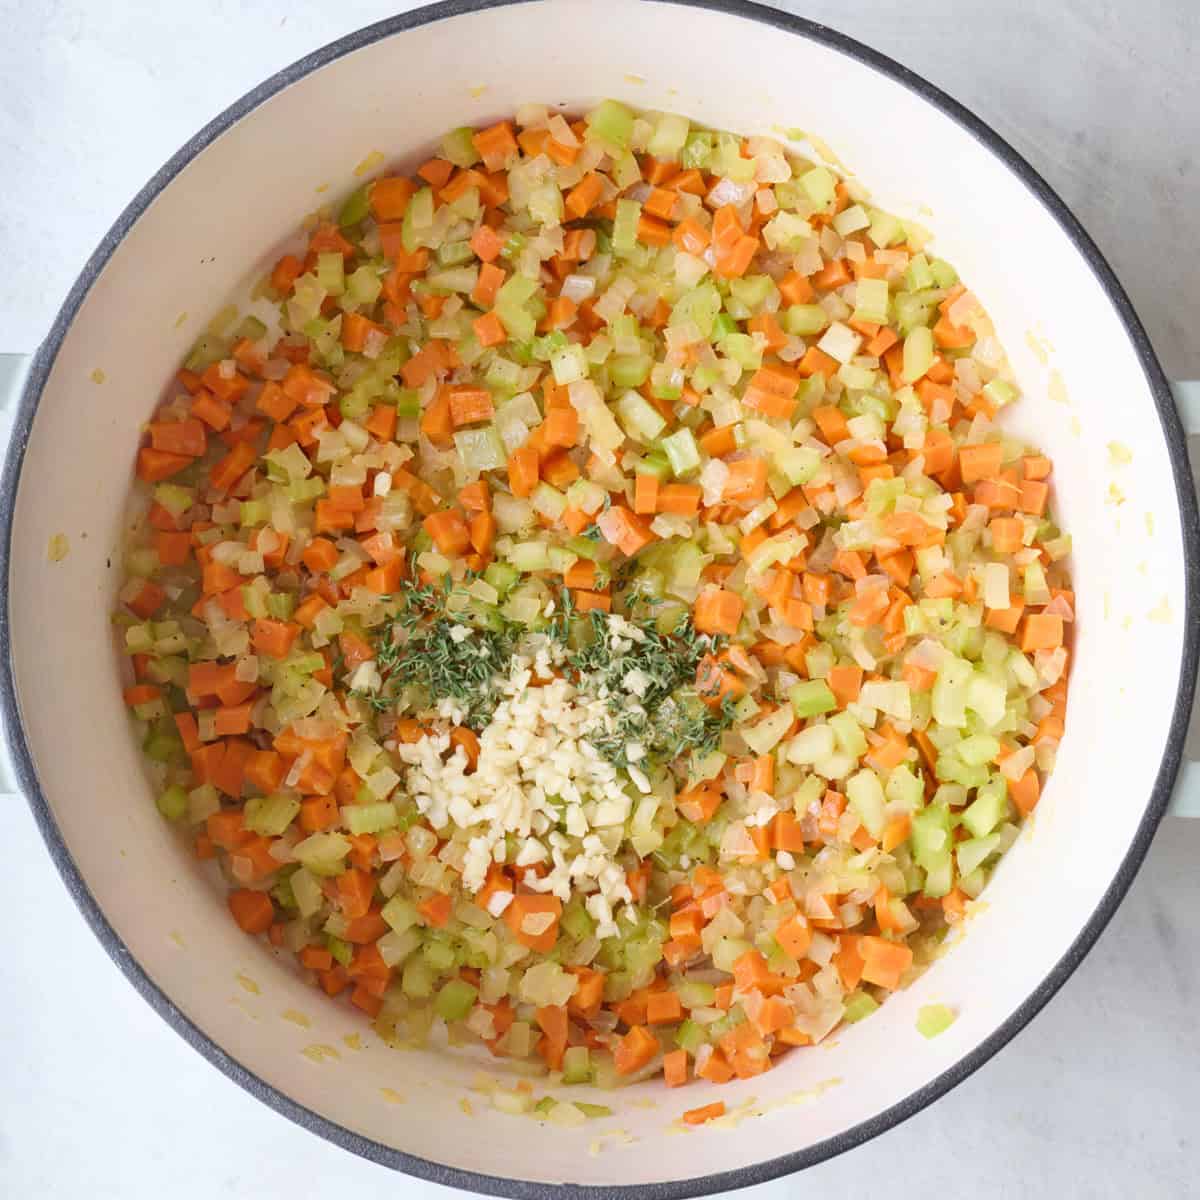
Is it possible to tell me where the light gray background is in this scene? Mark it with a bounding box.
[1,2,1198,1197]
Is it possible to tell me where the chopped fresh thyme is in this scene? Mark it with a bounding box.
[568,610,735,769]
[351,576,515,729]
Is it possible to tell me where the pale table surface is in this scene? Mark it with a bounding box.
[2,2,1198,1197]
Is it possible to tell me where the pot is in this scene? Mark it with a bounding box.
[2,1,1198,1193]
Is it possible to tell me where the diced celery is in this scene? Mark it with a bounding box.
[326,935,353,967]
[885,764,924,810]
[293,832,351,877]
[965,672,1007,728]
[910,805,952,870]
[484,562,519,595]
[442,126,481,167]
[422,938,456,972]
[829,711,868,759]
[576,1102,612,1119]
[153,483,195,519]
[929,258,958,288]
[509,541,552,573]
[612,198,641,254]
[587,99,635,150]
[867,209,903,248]
[345,802,399,835]
[853,278,890,326]
[550,343,589,386]
[846,768,886,838]
[402,956,435,998]
[615,390,667,443]
[957,832,1001,877]
[675,1018,707,1054]
[647,112,690,158]
[401,186,435,253]
[790,680,836,718]
[156,784,188,822]
[245,792,300,836]
[902,325,935,383]
[799,166,837,208]
[775,446,822,486]
[434,978,478,1022]
[917,1004,957,1039]
[338,184,370,227]
[843,990,880,1023]
[782,304,829,336]
[660,428,701,476]
[561,1045,592,1084]
[316,252,345,297]
[722,332,762,370]
[454,426,507,473]
[712,936,754,973]
[983,379,1018,408]
[382,896,420,935]
[348,262,384,305]
[922,854,954,899]
[932,657,971,728]
[681,131,713,169]
[905,254,935,292]
[677,980,716,1009]
[961,775,1009,838]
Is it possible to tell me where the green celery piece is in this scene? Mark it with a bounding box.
[789,680,836,718]
[339,184,370,227]
[434,978,478,1022]
[916,1004,957,1038]
[843,991,880,1023]
[587,99,635,150]
[156,784,188,822]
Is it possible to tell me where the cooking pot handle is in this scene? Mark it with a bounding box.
[0,353,32,799]
[1169,381,1200,816]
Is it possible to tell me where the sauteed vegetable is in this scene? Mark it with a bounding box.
[117,99,1071,1092]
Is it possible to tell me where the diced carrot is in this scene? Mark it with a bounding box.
[1011,768,1042,816]
[507,445,540,498]
[422,509,471,556]
[370,176,416,221]
[663,1048,689,1087]
[472,121,519,170]
[469,223,506,263]
[503,894,562,952]
[613,1025,659,1075]
[473,311,506,347]
[447,386,495,428]
[959,441,1004,483]
[251,618,300,659]
[1021,612,1063,652]
[859,935,913,990]
[595,505,656,557]
[228,889,274,935]
[136,447,192,482]
[270,254,304,294]
[811,258,851,289]
[641,989,681,1026]
[722,457,767,503]
[694,587,744,636]
[634,472,659,515]
[565,173,604,219]
[796,346,839,378]
[655,483,699,516]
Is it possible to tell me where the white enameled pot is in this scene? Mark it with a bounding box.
[3,1,1199,1194]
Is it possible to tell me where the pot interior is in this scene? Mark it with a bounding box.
[6,0,1190,1188]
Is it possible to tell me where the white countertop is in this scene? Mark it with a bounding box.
[2,2,1198,1197]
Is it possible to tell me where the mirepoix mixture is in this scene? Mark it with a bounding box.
[116,98,1072,1116]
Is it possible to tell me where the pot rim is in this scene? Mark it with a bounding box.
[3,1,1197,1196]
